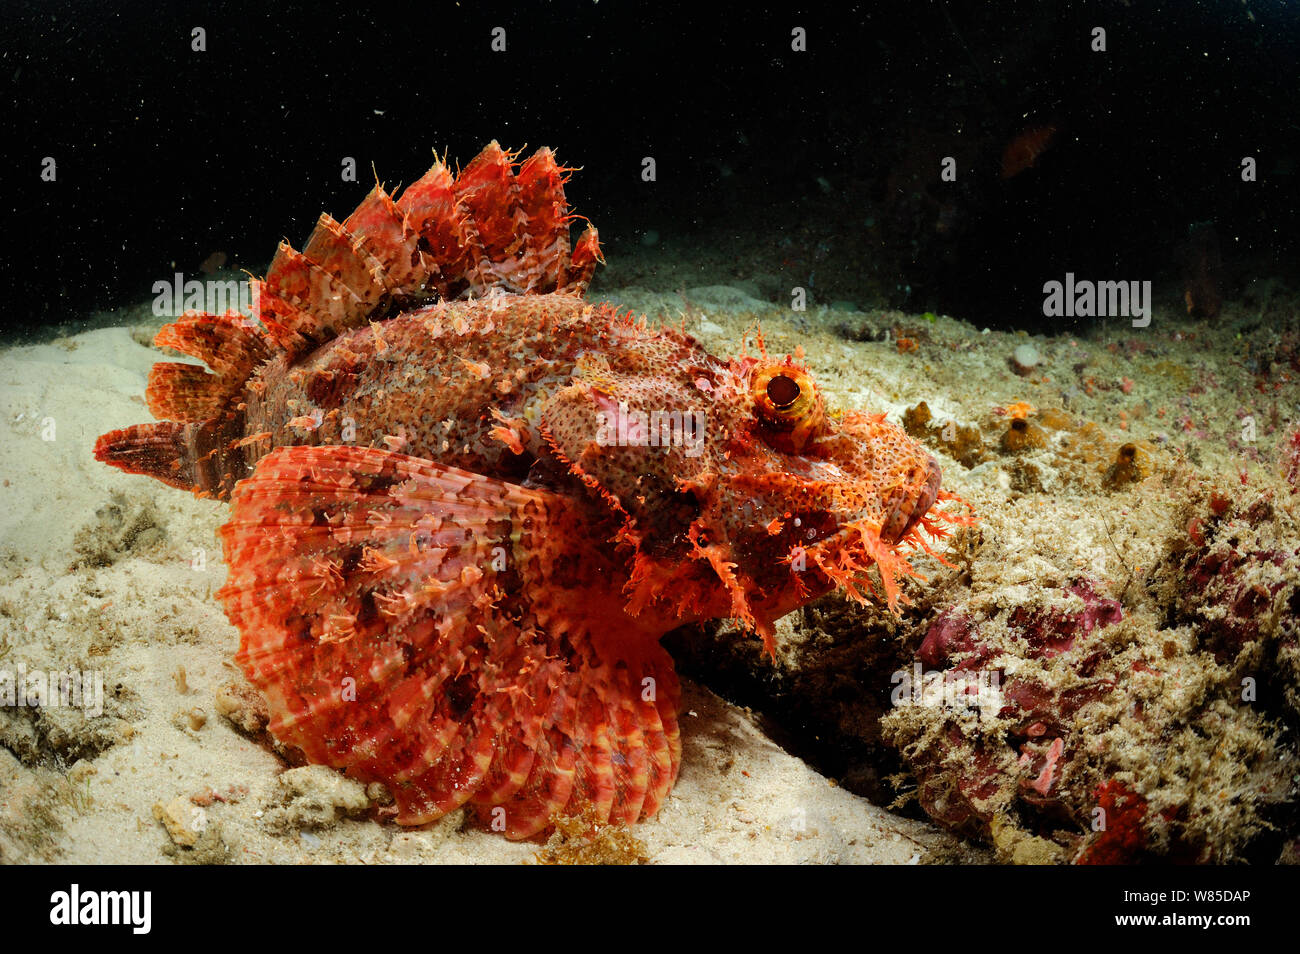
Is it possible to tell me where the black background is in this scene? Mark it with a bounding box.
[2,0,1297,334]
[10,864,1277,935]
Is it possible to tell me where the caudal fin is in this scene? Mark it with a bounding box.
[94,422,195,492]
[94,412,248,498]
[95,309,261,498]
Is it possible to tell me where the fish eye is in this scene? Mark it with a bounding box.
[753,365,815,423]
[766,374,800,409]
[751,364,826,452]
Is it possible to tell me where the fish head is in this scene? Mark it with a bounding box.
[538,318,966,640]
[691,352,951,620]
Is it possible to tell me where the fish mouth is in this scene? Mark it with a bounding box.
[879,457,942,545]
[802,455,943,555]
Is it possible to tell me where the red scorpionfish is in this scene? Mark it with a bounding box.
[96,142,971,839]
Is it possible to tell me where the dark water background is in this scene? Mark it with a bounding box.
[2,0,1297,337]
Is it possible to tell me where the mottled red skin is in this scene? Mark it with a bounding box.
[96,142,971,838]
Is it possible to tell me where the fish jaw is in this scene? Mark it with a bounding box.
[661,411,965,641]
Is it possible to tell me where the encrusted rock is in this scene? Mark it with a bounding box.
[214,682,268,735]
[265,765,370,831]
[153,795,202,847]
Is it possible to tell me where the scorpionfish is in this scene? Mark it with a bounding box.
[96,142,969,839]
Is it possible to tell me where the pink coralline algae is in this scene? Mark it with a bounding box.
[919,581,1121,670]
[1182,539,1293,664]
[888,580,1124,841]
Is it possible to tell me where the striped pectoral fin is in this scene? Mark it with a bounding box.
[469,641,681,839]
[216,445,681,839]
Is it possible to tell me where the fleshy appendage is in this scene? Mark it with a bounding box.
[809,488,976,611]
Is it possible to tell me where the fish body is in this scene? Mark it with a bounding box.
[96,142,968,838]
